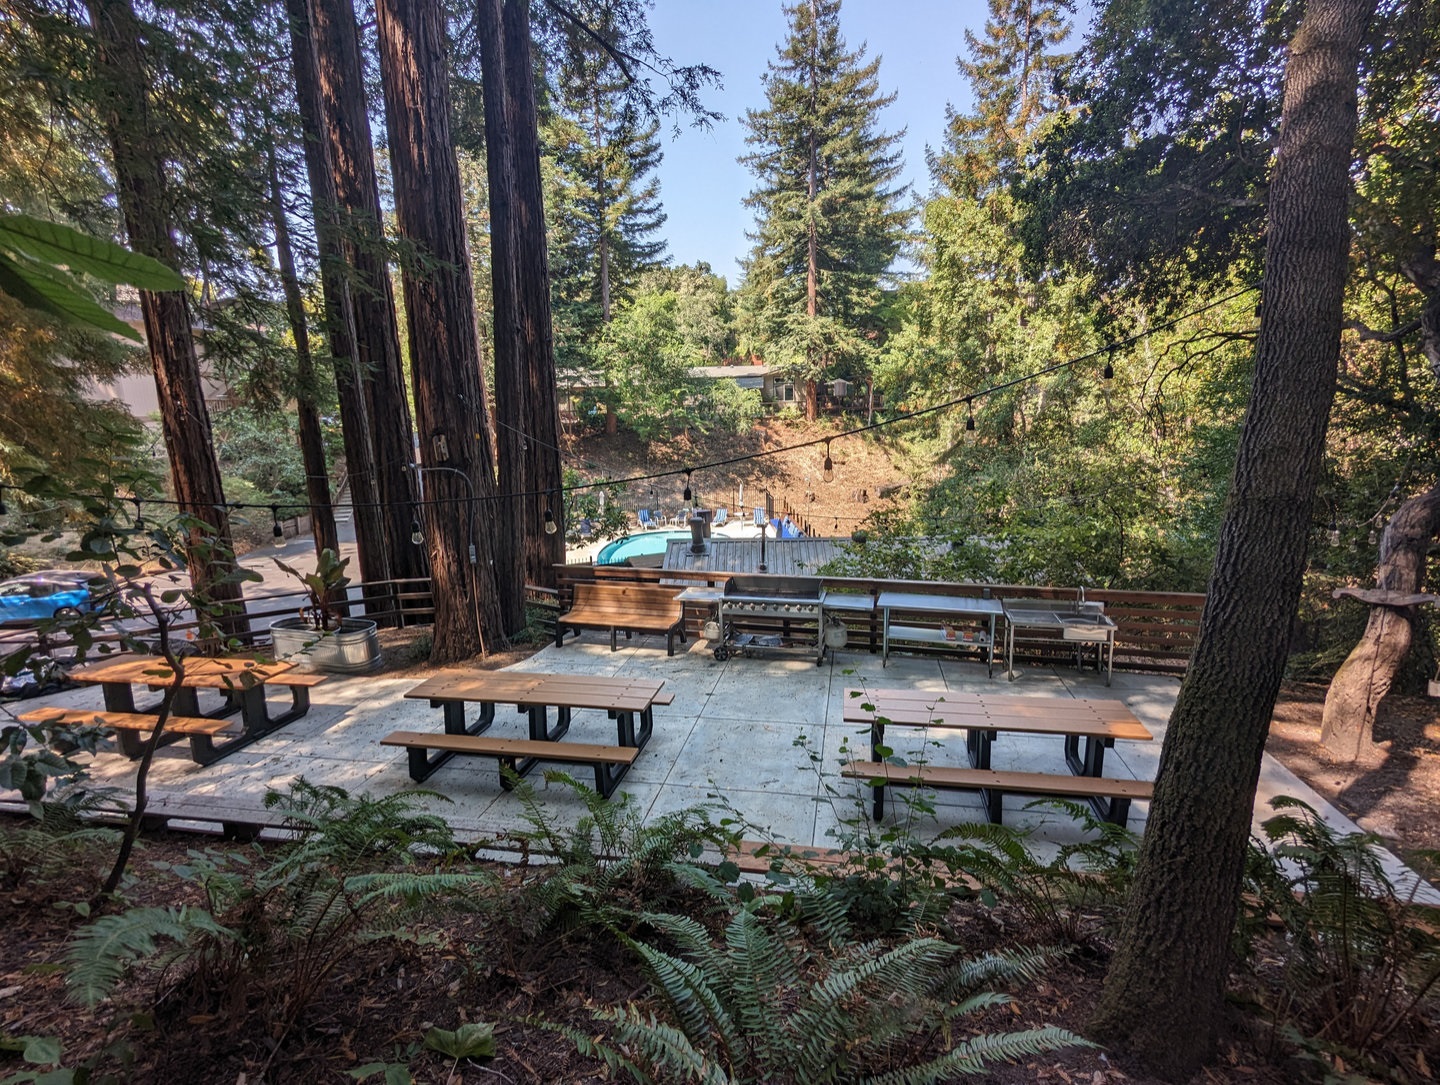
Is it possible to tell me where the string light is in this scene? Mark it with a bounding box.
[410,518,424,546]
[822,440,834,482]
[682,470,693,504]
[543,507,558,535]
[1102,348,1115,385]
[1328,516,1341,547]
[963,399,977,445]
[271,504,284,539]
[132,497,144,532]
[0,485,6,516]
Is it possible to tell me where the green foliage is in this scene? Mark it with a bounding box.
[212,406,338,507]
[507,770,739,936]
[1240,797,1440,1077]
[272,547,351,631]
[0,721,109,809]
[65,779,490,1045]
[422,1021,496,1060]
[934,800,1140,944]
[562,470,629,544]
[0,213,182,341]
[552,906,1085,1083]
[0,792,121,894]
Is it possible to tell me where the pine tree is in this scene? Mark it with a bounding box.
[738,0,907,420]
[938,0,1074,197]
[543,10,667,410]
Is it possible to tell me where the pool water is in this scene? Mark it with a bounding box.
[596,530,693,565]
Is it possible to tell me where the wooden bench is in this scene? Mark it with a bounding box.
[841,761,1154,827]
[555,582,687,656]
[18,705,237,761]
[380,731,640,798]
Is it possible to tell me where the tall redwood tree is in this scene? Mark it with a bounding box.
[86,0,247,631]
[374,0,507,659]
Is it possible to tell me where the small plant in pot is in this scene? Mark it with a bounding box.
[269,548,381,673]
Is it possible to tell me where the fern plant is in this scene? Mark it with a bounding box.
[932,799,1139,944]
[504,770,740,936]
[65,779,493,1049]
[1240,796,1440,1076]
[546,906,1086,1083]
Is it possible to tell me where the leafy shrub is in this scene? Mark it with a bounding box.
[550,906,1086,1083]
[66,780,491,1046]
[505,770,739,936]
[1240,796,1440,1078]
[933,799,1140,944]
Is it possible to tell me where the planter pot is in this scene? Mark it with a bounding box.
[270,617,381,674]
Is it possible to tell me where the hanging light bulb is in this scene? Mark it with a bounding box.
[964,399,977,445]
[1102,348,1115,385]
[0,484,7,516]
[410,518,425,545]
[682,470,693,504]
[822,441,834,482]
[1368,528,1378,546]
[544,507,558,535]
[271,504,284,539]
[1328,518,1341,547]
[133,497,145,532]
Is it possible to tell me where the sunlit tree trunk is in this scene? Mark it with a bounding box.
[375,0,506,660]
[1320,484,1440,758]
[265,138,340,569]
[309,0,426,609]
[1088,0,1380,1077]
[87,0,248,636]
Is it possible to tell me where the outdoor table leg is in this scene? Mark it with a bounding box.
[100,680,137,713]
[965,728,996,770]
[527,704,570,742]
[397,699,499,782]
[1062,734,1114,777]
[609,707,653,749]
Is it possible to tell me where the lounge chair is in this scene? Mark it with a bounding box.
[638,508,657,530]
[712,507,729,528]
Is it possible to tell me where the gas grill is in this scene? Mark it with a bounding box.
[713,575,829,665]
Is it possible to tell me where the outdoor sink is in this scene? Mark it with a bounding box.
[1060,614,1115,641]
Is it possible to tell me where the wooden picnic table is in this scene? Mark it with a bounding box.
[841,687,1154,824]
[47,653,327,764]
[388,671,673,796]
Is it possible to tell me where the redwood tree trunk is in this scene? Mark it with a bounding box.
[476,0,527,632]
[479,0,563,608]
[503,0,565,592]
[1320,484,1440,758]
[87,0,247,635]
[310,0,427,607]
[374,0,505,660]
[265,138,340,567]
[1088,0,1379,1077]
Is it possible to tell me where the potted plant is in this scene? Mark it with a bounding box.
[269,548,381,673]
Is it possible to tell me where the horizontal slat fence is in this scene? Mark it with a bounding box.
[555,565,1204,675]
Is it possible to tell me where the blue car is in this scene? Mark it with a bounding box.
[0,570,100,626]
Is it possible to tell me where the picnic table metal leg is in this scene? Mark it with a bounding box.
[400,699,497,782]
[100,680,137,713]
[1063,734,1113,777]
[965,729,995,770]
[528,705,569,742]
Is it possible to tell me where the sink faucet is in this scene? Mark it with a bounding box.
[1077,585,1085,610]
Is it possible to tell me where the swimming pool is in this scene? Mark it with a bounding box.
[596,530,693,565]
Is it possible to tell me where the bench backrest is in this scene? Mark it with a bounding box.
[572,582,681,613]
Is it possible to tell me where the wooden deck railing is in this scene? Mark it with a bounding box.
[553,565,1203,675]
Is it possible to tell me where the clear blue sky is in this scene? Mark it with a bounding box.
[644,0,998,280]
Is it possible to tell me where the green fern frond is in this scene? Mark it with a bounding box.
[606,1005,735,1083]
[862,1025,1092,1083]
[621,946,740,1067]
[66,906,231,1006]
[529,1015,659,1084]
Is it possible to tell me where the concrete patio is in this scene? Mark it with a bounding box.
[10,633,1434,899]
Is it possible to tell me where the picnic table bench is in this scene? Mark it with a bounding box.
[18,655,327,765]
[555,582,687,656]
[840,687,1153,825]
[385,672,673,797]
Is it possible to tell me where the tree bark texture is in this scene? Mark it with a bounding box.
[310,0,427,599]
[1088,0,1379,1077]
[265,139,341,570]
[1320,483,1440,758]
[374,0,506,661]
[501,0,565,592]
[301,0,397,615]
[87,0,248,634]
[476,0,527,632]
